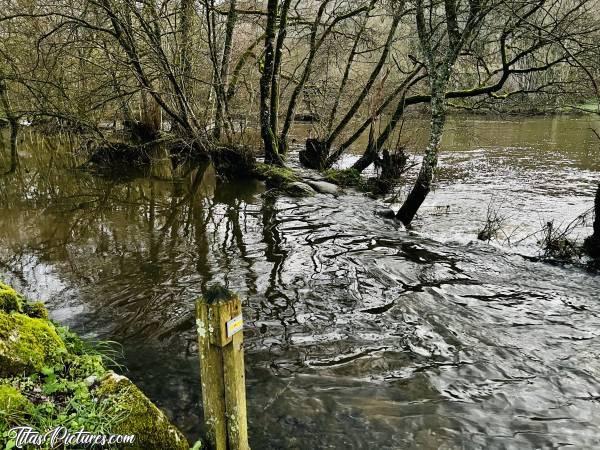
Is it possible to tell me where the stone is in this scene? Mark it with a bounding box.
[305,180,340,195]
[283,182,317,197]
[84,375,98,387]
[97,372,189,450]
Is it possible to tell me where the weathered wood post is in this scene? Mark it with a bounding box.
[196,285,249,450]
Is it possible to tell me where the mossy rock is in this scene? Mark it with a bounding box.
[0,282,190,447]
[323,168,363,188]
[23,302,49,320]
[97,372,189,450]
[0,383,33,427]
[0,310,66,377]
[0,282,23,314]
[254,163,298,187]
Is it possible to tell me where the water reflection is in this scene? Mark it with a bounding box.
[1,119,600,448]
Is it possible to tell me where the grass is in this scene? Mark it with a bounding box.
[1,325,125,449]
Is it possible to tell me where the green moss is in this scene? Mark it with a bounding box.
[68,354,106,379]
[23,301,49,320]
[0,383,33,427]
[254,162,298,186]
[97,372,189,450]
[0,282,23,314]
[323,168,366,189]
[0,311,66,377]
[0,282,190,449]
[56,325,89,356]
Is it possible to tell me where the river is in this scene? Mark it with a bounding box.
[1,115,600,448]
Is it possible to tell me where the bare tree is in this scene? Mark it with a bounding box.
[396,0,485,225]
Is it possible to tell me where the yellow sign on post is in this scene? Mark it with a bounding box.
[226,314,243,338]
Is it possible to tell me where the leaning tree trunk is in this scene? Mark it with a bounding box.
[396,86,446,226]
[585,183,600,257]
[352,83,415,173]
[325,14,400,150]
[394,0,481,226]
[353,124,378,172]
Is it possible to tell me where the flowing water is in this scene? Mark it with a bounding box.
[1,115,600,449]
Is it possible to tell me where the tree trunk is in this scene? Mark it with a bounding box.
[396,86,446,226]
[140,89,161,138]
[259,0,288,166]
[593,184,600,238]
[299,139,329,170]
[353,88,412,172]
[213,0,238,140]
[326,15,400,148]
[260,0,279,164]
[279,1,329,154]
[352,145,378,172]
[8,119,19,173]
[353,125,378,172]
[325,68,423,169]
[585,183,600,257]
[0,80,19,173]
[268,0,291,155]
[327,0,376,134]
[227,34,264,101]
[102,0,197,136]
[180,0,195,96]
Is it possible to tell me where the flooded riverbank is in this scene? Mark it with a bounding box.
[1,115,600,448]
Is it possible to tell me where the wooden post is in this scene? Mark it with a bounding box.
[196,285,249,450]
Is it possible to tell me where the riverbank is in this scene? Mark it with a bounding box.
[0,281,191,449]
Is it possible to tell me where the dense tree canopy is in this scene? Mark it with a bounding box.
[1,0,599,220]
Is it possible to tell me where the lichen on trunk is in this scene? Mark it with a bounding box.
[396,83,447,226]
